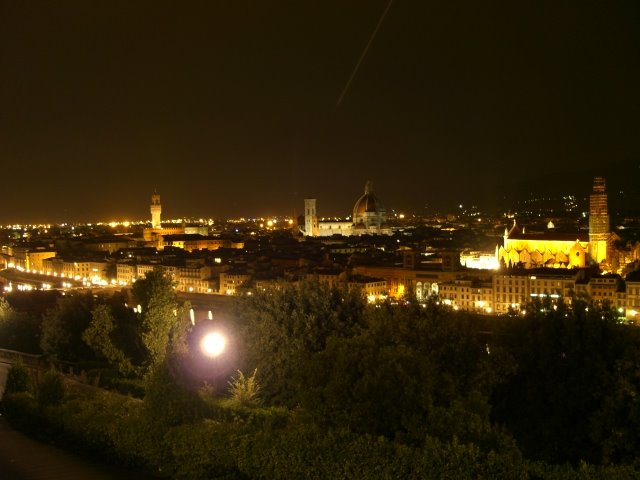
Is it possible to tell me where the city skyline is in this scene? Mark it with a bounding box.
[1,1,638,223]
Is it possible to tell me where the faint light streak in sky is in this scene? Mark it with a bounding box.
[337,0,394,108]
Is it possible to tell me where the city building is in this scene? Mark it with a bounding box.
[142,192,187,245]
[220,270,252,295]
[303,181,392,237]
[497,177,618,271]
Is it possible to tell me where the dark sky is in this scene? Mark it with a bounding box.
[1,1,638,223]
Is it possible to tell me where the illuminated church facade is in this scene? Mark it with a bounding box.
[303,181,392,237]
[497,177,616,270]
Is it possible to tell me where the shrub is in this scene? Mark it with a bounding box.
[227,368,261,406]
[2,391,40,431]
[2,361,32,399]
[37,369,65,408]
[144,361,206,428]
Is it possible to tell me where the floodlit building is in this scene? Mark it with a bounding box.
[12,245,56,272]
[588,176,610,264]
[625,271,640,322]
[42,257,109,284]
[161,234,241,252]
[220,270,252,295]
[497,177,618,271]
[143,191,187,245]
[303,181,392,237]
[439,278,494,313]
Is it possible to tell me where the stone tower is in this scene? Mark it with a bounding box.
[588,176,609,264]
[304,198,318,237]
[150,192,162,229]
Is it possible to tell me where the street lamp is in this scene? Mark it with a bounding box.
[200,332,226,358]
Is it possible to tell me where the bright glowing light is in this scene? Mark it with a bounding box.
[200,332,226,358]
[460,251,499,270]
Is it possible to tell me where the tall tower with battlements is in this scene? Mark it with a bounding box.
[588,176,610,264]
[150,192,162,229]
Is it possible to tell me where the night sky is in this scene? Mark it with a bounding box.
[1,1,639,223]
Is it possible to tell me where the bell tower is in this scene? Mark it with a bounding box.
[588,176,609,264]
[150,191,162,229]
[304,198,318,237]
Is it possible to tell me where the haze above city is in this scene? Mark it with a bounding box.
[1,1,638,224]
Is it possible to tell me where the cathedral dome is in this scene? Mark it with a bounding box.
[353,181,385,217]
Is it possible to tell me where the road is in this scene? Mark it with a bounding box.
[0,362,158,479]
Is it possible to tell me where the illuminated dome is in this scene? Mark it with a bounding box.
[353,181,387,230]
[354,185,384,215]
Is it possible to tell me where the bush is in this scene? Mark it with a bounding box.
[37,369,65,408]
[206,398,289,430]
[227,368,261,406]
[2,362,32,399]
[105,377,146,398]
[2,391,40,431]
[166,422,248,479]
[143,361,206,428]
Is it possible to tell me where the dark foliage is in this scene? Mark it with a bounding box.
[0,297,41,353]
[231,279,366,406]
[491,298,640,465]
[40,292,97,363]
[2,361,32,399]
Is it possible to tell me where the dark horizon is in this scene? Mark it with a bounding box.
[1,1,638,224]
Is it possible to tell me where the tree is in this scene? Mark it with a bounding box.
[232,279,366,406]
[2,361,32,399]
[299,302,510,448]
[82,304,135,376]
[0,298,41,353]
[40,293,96,363]
[0,297,12,320]
[588,326,640,464]
[490,298,630,464]
[37,369,65,408]
[130,268,190,372]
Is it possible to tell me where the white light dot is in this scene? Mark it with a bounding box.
[201,332,226,357]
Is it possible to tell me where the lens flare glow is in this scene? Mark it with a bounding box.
[200,332,226,358]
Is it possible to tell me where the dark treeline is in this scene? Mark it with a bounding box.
[1,273,640,478]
